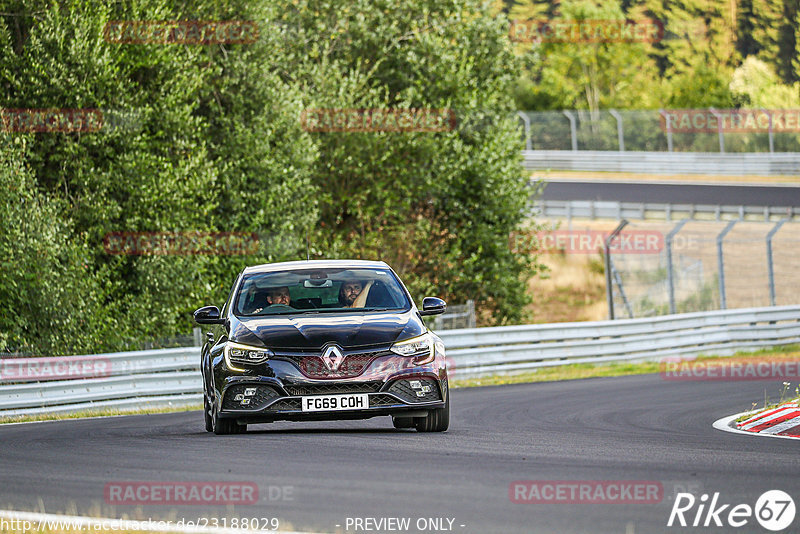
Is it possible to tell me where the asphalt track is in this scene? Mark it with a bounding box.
[540,181,800,207]
[1,375,798,534]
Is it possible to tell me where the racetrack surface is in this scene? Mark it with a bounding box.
[1,375,798,534]
[540,180,800,207]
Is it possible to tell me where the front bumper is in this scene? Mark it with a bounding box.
[212,350,448,424]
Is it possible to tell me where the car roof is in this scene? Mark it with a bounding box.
[242,259,391,274]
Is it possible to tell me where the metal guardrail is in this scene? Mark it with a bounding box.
[439,305,800,377]
[535,199,799,222]
[522,150,800,175]
[1,306,798,416]
[0,348,202,417]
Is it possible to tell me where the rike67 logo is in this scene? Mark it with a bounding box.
[668,490,795,531]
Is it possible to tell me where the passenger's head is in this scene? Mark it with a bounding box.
[266,286,290,306]
[339,281,364,307]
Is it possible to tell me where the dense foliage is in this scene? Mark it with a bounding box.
[3,0,797,355]
[505,0,800,111]
[1,0,538,354]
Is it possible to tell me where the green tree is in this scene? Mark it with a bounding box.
[277,0,542,323]
[516,0,664,111]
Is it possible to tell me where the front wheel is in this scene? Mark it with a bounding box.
[211,395,246,435]
[414,393,450,432]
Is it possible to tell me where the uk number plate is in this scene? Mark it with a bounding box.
[301,393,369,412]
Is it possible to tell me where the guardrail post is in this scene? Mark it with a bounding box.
[517,111,532,151]
[767,219,788,306]
[762,108,774,153]
[563,110,578,151]
[666,219,690,314]
[605,220,629,320]
[192,327,203,347]
[466,299,476,328]
[717,219,739,309]
[659,109,673,152]
[709,108,725,153]
[609,109,624,152]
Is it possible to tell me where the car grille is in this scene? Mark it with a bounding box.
[387,377,442,403]
[222,384,280,410]
[284,381,383,396]
[268,398,302,411]
[369,394,400,407]
[273,349,391,379]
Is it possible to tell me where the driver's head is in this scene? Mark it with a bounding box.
[340,281,363,306]
[266,286,290,306]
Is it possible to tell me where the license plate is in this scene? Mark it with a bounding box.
[301,393,369,412]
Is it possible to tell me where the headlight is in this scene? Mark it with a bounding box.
[224,341,273,371]
[390,333,434,364]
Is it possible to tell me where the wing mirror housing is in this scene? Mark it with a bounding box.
[419,297,447,316]
[194,305,224,324]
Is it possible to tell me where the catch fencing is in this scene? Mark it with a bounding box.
[535,199,799,223]
[518,109,800,153]
[1,306,798,416]
[599,219,800,319]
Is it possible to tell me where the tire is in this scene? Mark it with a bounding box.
[211,396,239,435]
[203,394,213,433]
[392,416,415,429]
[414,391,450,432]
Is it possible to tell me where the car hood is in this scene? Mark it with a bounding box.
[230,309,424,350]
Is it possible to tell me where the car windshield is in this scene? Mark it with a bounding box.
[234,267,411,316]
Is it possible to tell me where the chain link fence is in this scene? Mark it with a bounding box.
[519,110,800,152]
[607,220,800,318]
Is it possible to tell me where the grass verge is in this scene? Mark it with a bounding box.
[451,344,800,388]
[0,403,201,425]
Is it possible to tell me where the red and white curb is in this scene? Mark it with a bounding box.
[714,402,800,441]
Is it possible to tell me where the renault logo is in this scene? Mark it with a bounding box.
[321,345,344,371]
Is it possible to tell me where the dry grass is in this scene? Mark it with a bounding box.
[527,252,608,323]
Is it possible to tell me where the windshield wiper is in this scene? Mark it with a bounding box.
[247,307,397,316]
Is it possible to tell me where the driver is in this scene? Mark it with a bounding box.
[266,286,291,306]
[253,286,291,313]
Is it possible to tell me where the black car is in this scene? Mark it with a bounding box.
[194,260,450,434]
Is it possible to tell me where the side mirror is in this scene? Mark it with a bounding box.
[419,297,447,316]
[194,305,224,324]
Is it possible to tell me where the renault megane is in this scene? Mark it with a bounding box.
[193,260,450,434]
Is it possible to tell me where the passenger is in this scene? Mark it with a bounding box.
[338,280,373,308]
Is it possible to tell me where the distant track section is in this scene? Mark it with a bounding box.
[540,180,800,207]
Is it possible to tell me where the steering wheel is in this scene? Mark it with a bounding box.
[267,304,295,311]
